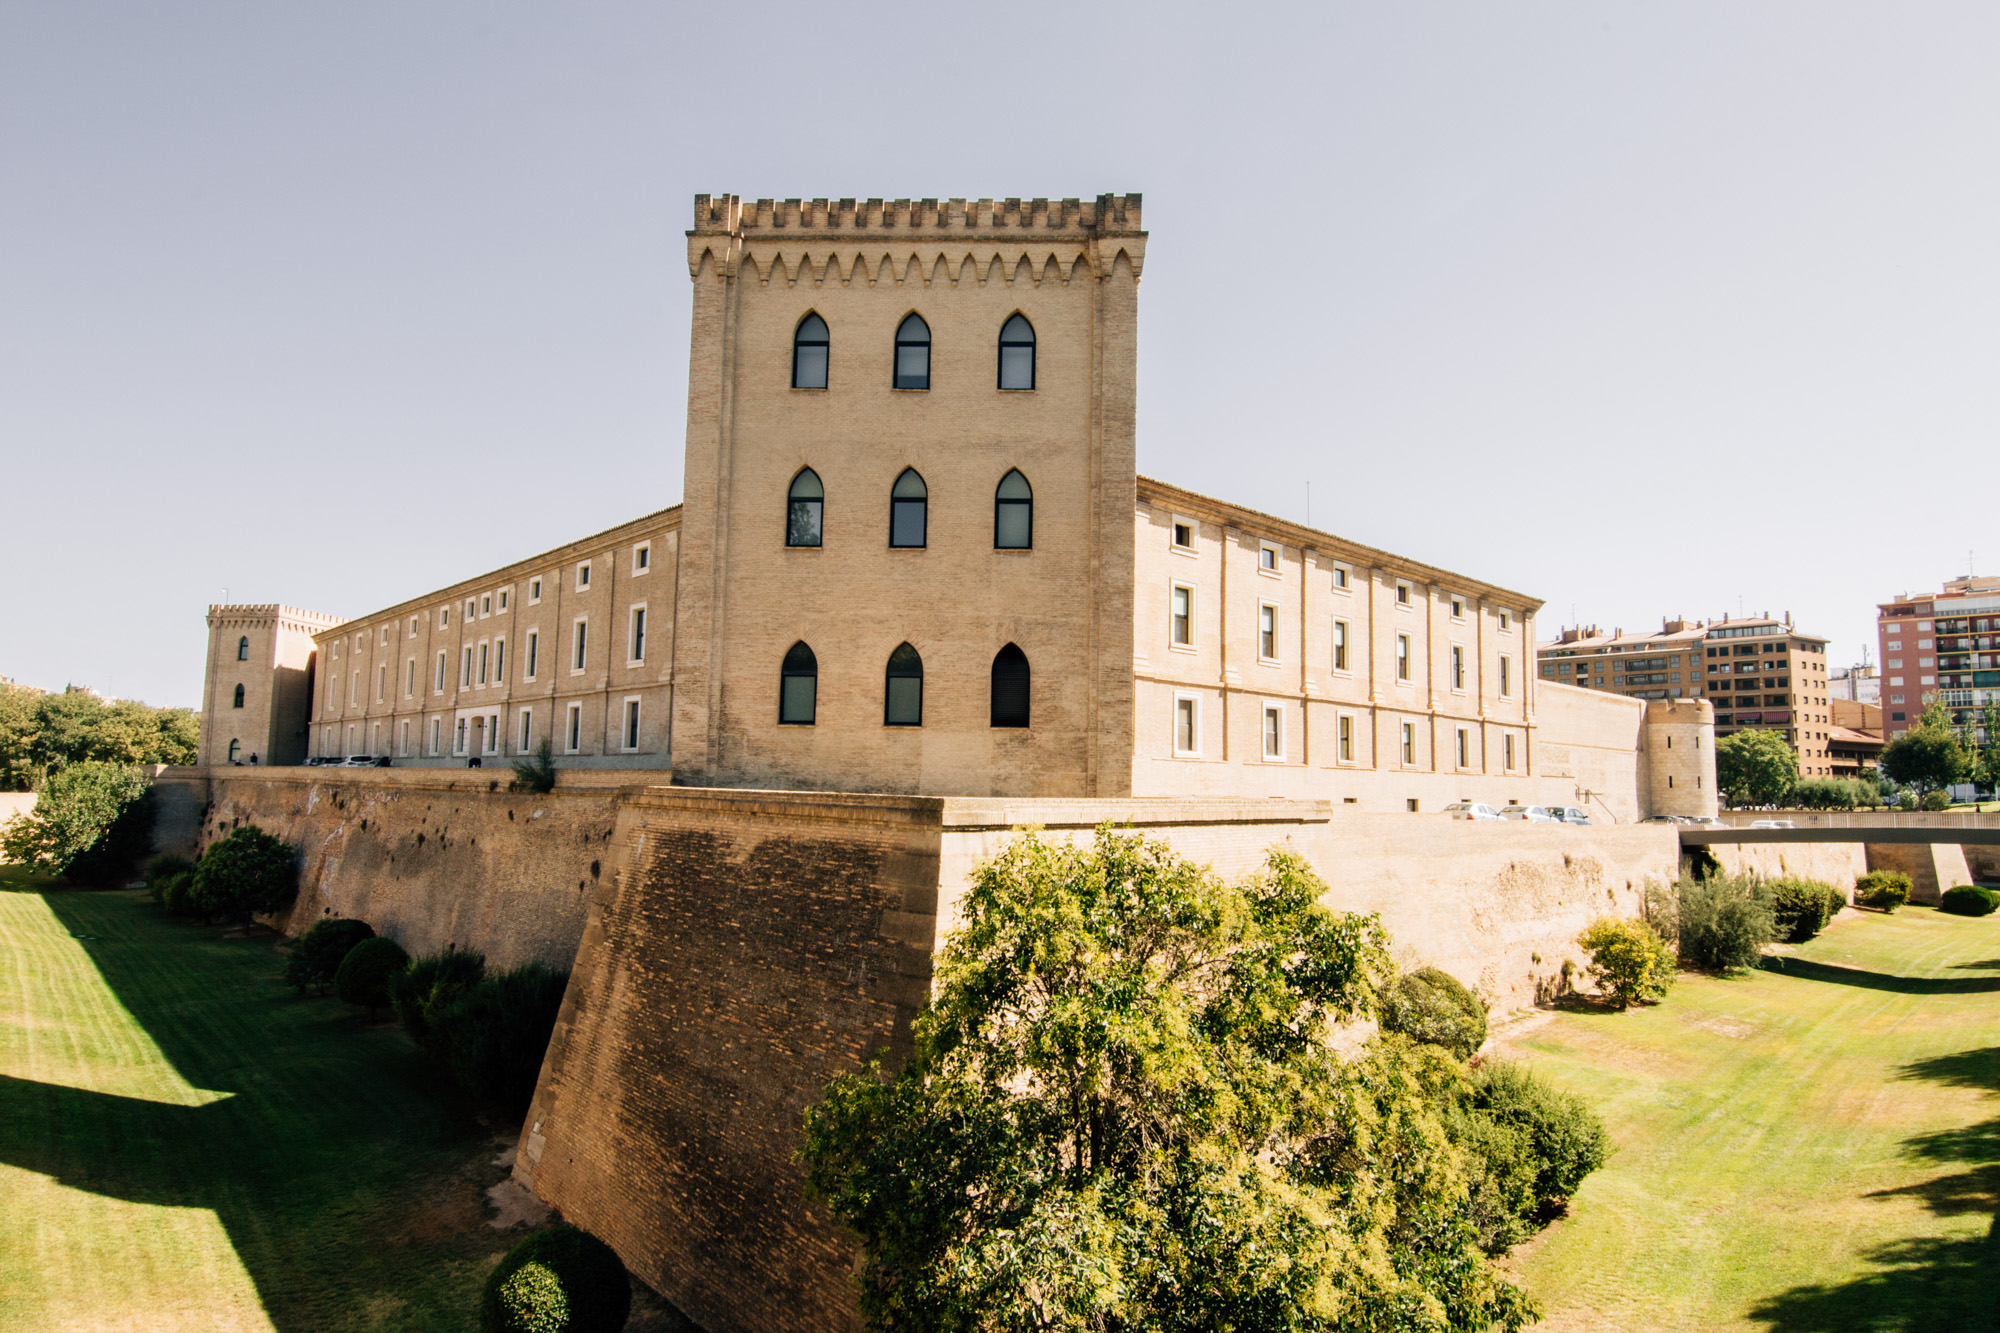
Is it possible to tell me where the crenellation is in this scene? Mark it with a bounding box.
[713,192,1141,240]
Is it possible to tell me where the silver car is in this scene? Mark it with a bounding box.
[1546,805,1593,826]
[1442,802,1500,821]
[1498,804,1558,824]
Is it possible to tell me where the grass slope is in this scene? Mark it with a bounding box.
[1504,908,2000,1333]
[0,884,507,1332]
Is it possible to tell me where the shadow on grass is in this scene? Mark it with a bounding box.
[0,889,503,1332]
[1758,956,2000,994]
[1950,958,2000,971]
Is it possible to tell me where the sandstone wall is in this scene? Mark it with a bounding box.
[0,791,35,832]
[1707,842,1871,893]
[1863,841,1975,905]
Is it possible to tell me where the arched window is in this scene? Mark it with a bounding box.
[227,739,241,763]
[232,683,245,709]
[890,469,928,548]
[787,468,824,547]
[779,642,818,724]
[792,313,829,389]
[237,635,250,661]
[998,314,1035,390]
[994,469,1032,549]
[885,643,923,726]
[991,644,1030,728]
[894,313,930,390]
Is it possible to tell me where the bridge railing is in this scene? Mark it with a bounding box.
[1717,810,2000,831]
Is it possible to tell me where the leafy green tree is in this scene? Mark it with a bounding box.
[1715,730,1798,806]
[1576,917,1675,1008]
[801,828,1538,1333]
[0,761,151,881]
[336,936,410,1022]
[0,685,199,787]
[0,683,38,791]
[189,824,298,919]
[1880,720,1967,796]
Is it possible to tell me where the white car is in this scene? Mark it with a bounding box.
[1546,805,1593,826]
[1498,804,1558,824]
[339,755,381,768]
[1442,802,1500,821]
[1750,818,1796,830]
[1687,815,1729,829]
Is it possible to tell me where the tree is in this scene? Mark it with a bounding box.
[1880,694,1968,796]
[0,685,199,788]
[801,828,1538,1333]
[0,761,151,881]
[0,683,38,791]
[189,824,298,919]
[1715,730,1798,806]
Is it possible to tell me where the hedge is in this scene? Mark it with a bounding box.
[480,1225,629,1333]
[1940,886,1998,917]
[1379,966,1488,1059]
[286,918,377,995]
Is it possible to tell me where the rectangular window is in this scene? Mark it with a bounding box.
[1174,696,1200,757]
[1499,656,1512,697]
[438,607,449,629]
[577,562,591,592]
[379,626,389,647]
[398,720,410,757]
[1396,580,1412,606]
[622,698,641,750]
[429,717,440,755]
[1450,596,1465,620]
[499,589,508,611]
[1396,634,1411,681]
[455,718,468,756]
[529,578,542,604]
[1450,645,1465,690]
[1504,733,1516,771]
[1338,713,1354,762]
[1456,728,1469,768]
[1258,542,1280,574]
[573,619,588,672]
[1498,610,1512,632]
[465,599,476,620]
[405,659,416,697]
[1171,518,1194,550]
[376,664,386,701]
[349,670,360,706]
[435,651,447,693]
[408,615,419,638]
[478,642,489,686]
[1333,620,1349,671]
[633,543,651,574]
[1401,721,1416,765]
[494,638,505,682]
[1259,603,1278,660]
[481,595,492,617]
[1170,585,1193,647]
[1332,564,1350,590]
[485,713,500,754]
[525,630,539,680]
[518,709,532,753]
[1262,705,1285,760]
[461,648,473,688]
[565,702,582,754]
[629,606,647,663]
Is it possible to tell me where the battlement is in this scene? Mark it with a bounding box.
[206,604,345,628]
[692,193,1142,238]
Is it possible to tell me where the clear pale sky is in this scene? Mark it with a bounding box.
[5,3,1996,709]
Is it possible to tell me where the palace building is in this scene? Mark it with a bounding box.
[203,193,1701,819]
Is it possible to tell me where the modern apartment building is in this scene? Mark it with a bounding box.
[1876,575,2000,740]
[1540,614,1837,776]
[1829,664,1880,704]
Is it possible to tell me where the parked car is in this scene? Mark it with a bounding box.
[1546,805,1593,826]
[338,755,378,768]
[1687,815,1728,829]
[1442,802,1500,821]
[1750,818,1797,829]
[1498,804,1558,823]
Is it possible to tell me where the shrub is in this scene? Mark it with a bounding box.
[428,962,569,1115]
[510,739,557,795]
[1676,872,1775,972]
[1920,789,1952,811]
[285,918,376,995]
[1445,1100,1539,1255]
[392,947,488,1055]
[480,1224,629,1333]
[1790,777,1858,811]
[1896,790,1920,811]
[1769,879,1846,944]
[1379,965,1488,1059]
[1940,886,1998,917]
[146,854,197,914]
[1469,1061,1609,1216]
[1857,870,1912,913]
[335,936,410,1021]
[1576,917,1675,1008]
[190,825,297,920]
[159,870,196,916]
[0,762,153,883]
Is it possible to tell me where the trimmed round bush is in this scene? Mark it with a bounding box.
[145,853,194,907]
[190,824,298,920]
[392,947,488,1055]
[1379,966,1488,1059]
[1857,870,1912,913]
[286,918,376,994]
[429,962,569,1115]
[480,1224,629,1333]
[1576,916,1675,1008]
[1770,879,1845,943]
[335,936,410,1020]
[1941,886,1999,917]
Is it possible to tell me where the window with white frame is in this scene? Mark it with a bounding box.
[1171,517,1195,551]
[1396,634,1411,681]
[1173,695,1201,757]
[481,594,492,617]
[525,630,538,681]
[1499,656,1512,697]
[1456,728,1469,768]
[349,670,360,706]
[518,708,533,753]
[484,714,499,754]
[331,641,340,663]
[1337,713,1354,762]
[379,626,390,647]
[528,578,542,605]
[633,542,651,574]
[1396,580,1412,606]
[1258,542,1280,575]
[1450,645,1465,691]
[1331,564,1350,590]
[438,607,449,629]
[499,589,508,611]
[461,648,473,688]
[398,720,410,756]
[1451,596,1467,620]
[565,702,583,754]
[1170,584,1194,648]
[428,717,440,755]
[370,721,381,754]
[465,599,476,620]
[576,562,591,592]
[622,697,641,750]
[572,619,588,672]
[1259,603,1278,661]
[629,606,647,663]
[478,642,489,686]
[434,651,447,693]
[1503,733,1516,771]
[454,717,468,755]
[494,638,505,682]
[408,615,419,638]
[1401,721,1417,765]
[376,664,386,701]
[1262,705,1285,760]
[405,659,416,697]
[1333,620,1350,672]
[1498,609,1512,633]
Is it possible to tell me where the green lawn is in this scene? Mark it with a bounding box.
[1503,907,2000,1332]
[0,882,509,1332]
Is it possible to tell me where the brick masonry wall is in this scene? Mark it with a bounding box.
[1707,842,1871,894]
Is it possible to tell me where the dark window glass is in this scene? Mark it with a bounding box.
[236,635,249,661]
[228,739,240,762]
[792,313,828,389]
[890,468,928,548]
[894,314,930,390]
[787,468,824,547]
[991,644,1030,727]
[994,469,1033,549]
[232,683,245,709]
[885,642,923,726]
[780,642,817,724]
[998,313,1035,390]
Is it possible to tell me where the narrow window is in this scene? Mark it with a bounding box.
[529,578,541,604]
[1263,706,1284,760]
[1260,543,1279,573]
[894,314,931,390]
[409,615,418,638]
[481,595,492,616]
[1401,722,1416,764]
[1333,620,1349,671]
[787,469,824,547]
[991,644,1030,728]
[633,543,650,573]
[1172,520,1194,550]
[518,709,532,752]
[994,469,1033,549]
[1171,585,1193,647]
[1451,645,1464,690]
[429,718,440,755]
[232,683,245,709]
[577,562,591,591]
[1499,610,1512,632]
[780,642,818,724]
[1396,634,1411,681]
[629,607,647,663]
[885,642,923,726]
[1175,697,1200,756]
[236,636,249,661]
[228,739,240,762]
[405,659,416,697]
[1457,728,1469,768]
[1450,596,1465,619]
[478,643,489,686]
[1332,565,1349,589]
[573,620,588,671]
[1338,714,1354,762]
[1396,581,1411,605]
[565,702,582,753]
[461,649,472,688]
[998,313,1035,390]
[1504,733,1516,770]
[399,720,410,757]
[792,313,829,389]
[498,591,508,610]
[890,469,928,548]
[455,719,468,755]
[1260,604,1278,660]
[377,663,387,700]
[525,630,539,680]
[623,699,641,750]
[494,639,505,681]
[435,651,447,692]
[1499,656,1512,697]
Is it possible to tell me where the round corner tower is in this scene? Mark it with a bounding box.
[1642,697,1717,819]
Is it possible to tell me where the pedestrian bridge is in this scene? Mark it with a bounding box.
[1677,812,1998,902]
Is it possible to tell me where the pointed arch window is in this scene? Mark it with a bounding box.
[998,314,1035,390]
[232,683,246,709]
[890,469,928,548]
[994,469,1032,549]
[779,642,818,724]
[787,468,824,547]
[991,644,1030,728]
[894,314,930,390]
[885,643,923,726]
[237,635,250,661]
[792,313,829,389]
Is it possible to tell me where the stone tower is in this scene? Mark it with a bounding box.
[199,604,344,766]
[1642,697,1717,819]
